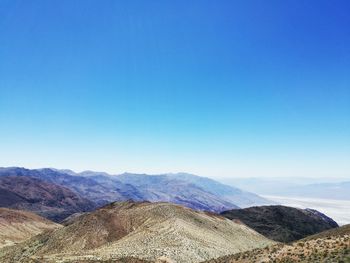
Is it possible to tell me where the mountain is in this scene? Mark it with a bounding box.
[163,173,273,207]
[0,201,275,263]
[116,172,272,209]
[56,169,272,209]
[116,173,240,212]
[204,224,350,263]
[0,167,273,213]
[0,167,144,206]
[0,208,61,248]
[0,167,241,212]
[0,175,96,222]
[221,205,338,243]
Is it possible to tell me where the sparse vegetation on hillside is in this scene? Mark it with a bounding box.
[0,208,61,248]
[0,201,274,263]
[203,225,350,263]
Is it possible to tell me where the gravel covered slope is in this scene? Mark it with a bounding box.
[0,201,275,263]
[203,225,350,263]
[0,208,61,248]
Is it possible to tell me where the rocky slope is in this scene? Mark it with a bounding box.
[0,208,61,248]
[0,175,96,222]
[203,224,350,263]
[0,201,275,263]
[221,205,338,243]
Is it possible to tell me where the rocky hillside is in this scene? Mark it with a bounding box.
[0,201,275,263]
[204,224,350,263]
[0,208,61,248]
[0,175,96,222]
[221,205,338,242]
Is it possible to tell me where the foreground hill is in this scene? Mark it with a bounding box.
[0,201,275,263]
[0,208,61,248]
[221,205,338,243]
[0,175,96,222]
[204,224,350,263]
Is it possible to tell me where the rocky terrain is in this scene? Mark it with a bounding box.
[0,201,275,263]
[0,175,96,221]
[221,205,338,242]
[0,208,61,248]
[204,224,350,263]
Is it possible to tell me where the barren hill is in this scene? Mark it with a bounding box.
[221,205,338,242]
[0,201,274,263]
[0,175,96,221]
[0,208,61,248]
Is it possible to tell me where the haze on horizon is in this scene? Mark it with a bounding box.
[0,1,349,179]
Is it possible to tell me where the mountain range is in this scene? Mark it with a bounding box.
[0,167,272,220]
[0,175,95,221]
[0,167,345,262]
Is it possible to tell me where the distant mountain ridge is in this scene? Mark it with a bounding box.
[0,167,145,207]
[0,175,96,222]
[0,167,273,215]
[117,172,272,208]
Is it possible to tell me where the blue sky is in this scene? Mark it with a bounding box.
[0,0,349,178]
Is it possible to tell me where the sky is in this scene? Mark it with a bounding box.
[0,0,349,178]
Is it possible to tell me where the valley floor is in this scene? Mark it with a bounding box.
[263,195,350,225]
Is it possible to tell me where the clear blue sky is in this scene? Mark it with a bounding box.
[0,0,349,178]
